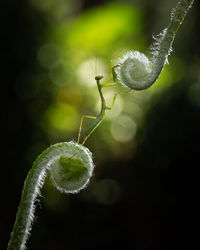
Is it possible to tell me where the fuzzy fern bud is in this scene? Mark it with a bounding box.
[114,51,152,90]
[7,142,94,250]
[50,142,94,193]
[113,0,194,91]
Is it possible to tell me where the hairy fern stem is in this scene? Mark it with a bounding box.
[7,1,194,250]
[150,0,194,87]
[7,142,94,250]
[114,0,194,90]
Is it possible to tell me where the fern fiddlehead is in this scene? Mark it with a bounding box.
[7,142,94,250]
[113,0,194,90]
[7,1,194,249]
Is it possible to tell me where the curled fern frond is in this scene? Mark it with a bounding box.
[7,142,94,250]
[114,51,152,90]
[113,0,194,90]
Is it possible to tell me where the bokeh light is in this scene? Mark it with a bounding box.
[4,0,200,249]
[111,115,137,143]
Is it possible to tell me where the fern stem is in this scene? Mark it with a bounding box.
[114,0,194,90]
[151,0,194,86]
[7,142,94,250]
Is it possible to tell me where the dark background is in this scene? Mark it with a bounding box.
[2,0,200,249]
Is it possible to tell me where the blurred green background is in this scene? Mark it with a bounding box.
[2,0,200,249]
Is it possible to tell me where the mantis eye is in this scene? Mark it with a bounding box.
[95,75,104,81]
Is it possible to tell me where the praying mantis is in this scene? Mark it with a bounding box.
[7,2,195,249]
[76,51,136,146]
[77,73,118,146]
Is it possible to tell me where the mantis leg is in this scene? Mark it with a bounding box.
[81,115,104,146]
[101,82,117,87]
[82,93,118,145]
[101,75,113,86]
[77,115,96,143]
[106,93,118,110]
[102,49,127,86]
[101,53,121,87]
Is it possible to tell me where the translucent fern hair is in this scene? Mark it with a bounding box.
[7,1,194,250]
[113,0,194,90]
[7,142,94,250]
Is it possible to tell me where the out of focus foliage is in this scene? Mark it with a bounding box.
[3,0,200,250]
[17,0,184,159]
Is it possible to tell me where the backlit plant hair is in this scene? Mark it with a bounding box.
[7,142,94,250]
[7,0,194,249]
[7,74,116,250]
[113,0,194,90]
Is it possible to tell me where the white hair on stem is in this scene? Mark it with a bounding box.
[113,0,194,91]
[7,142,94,250]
